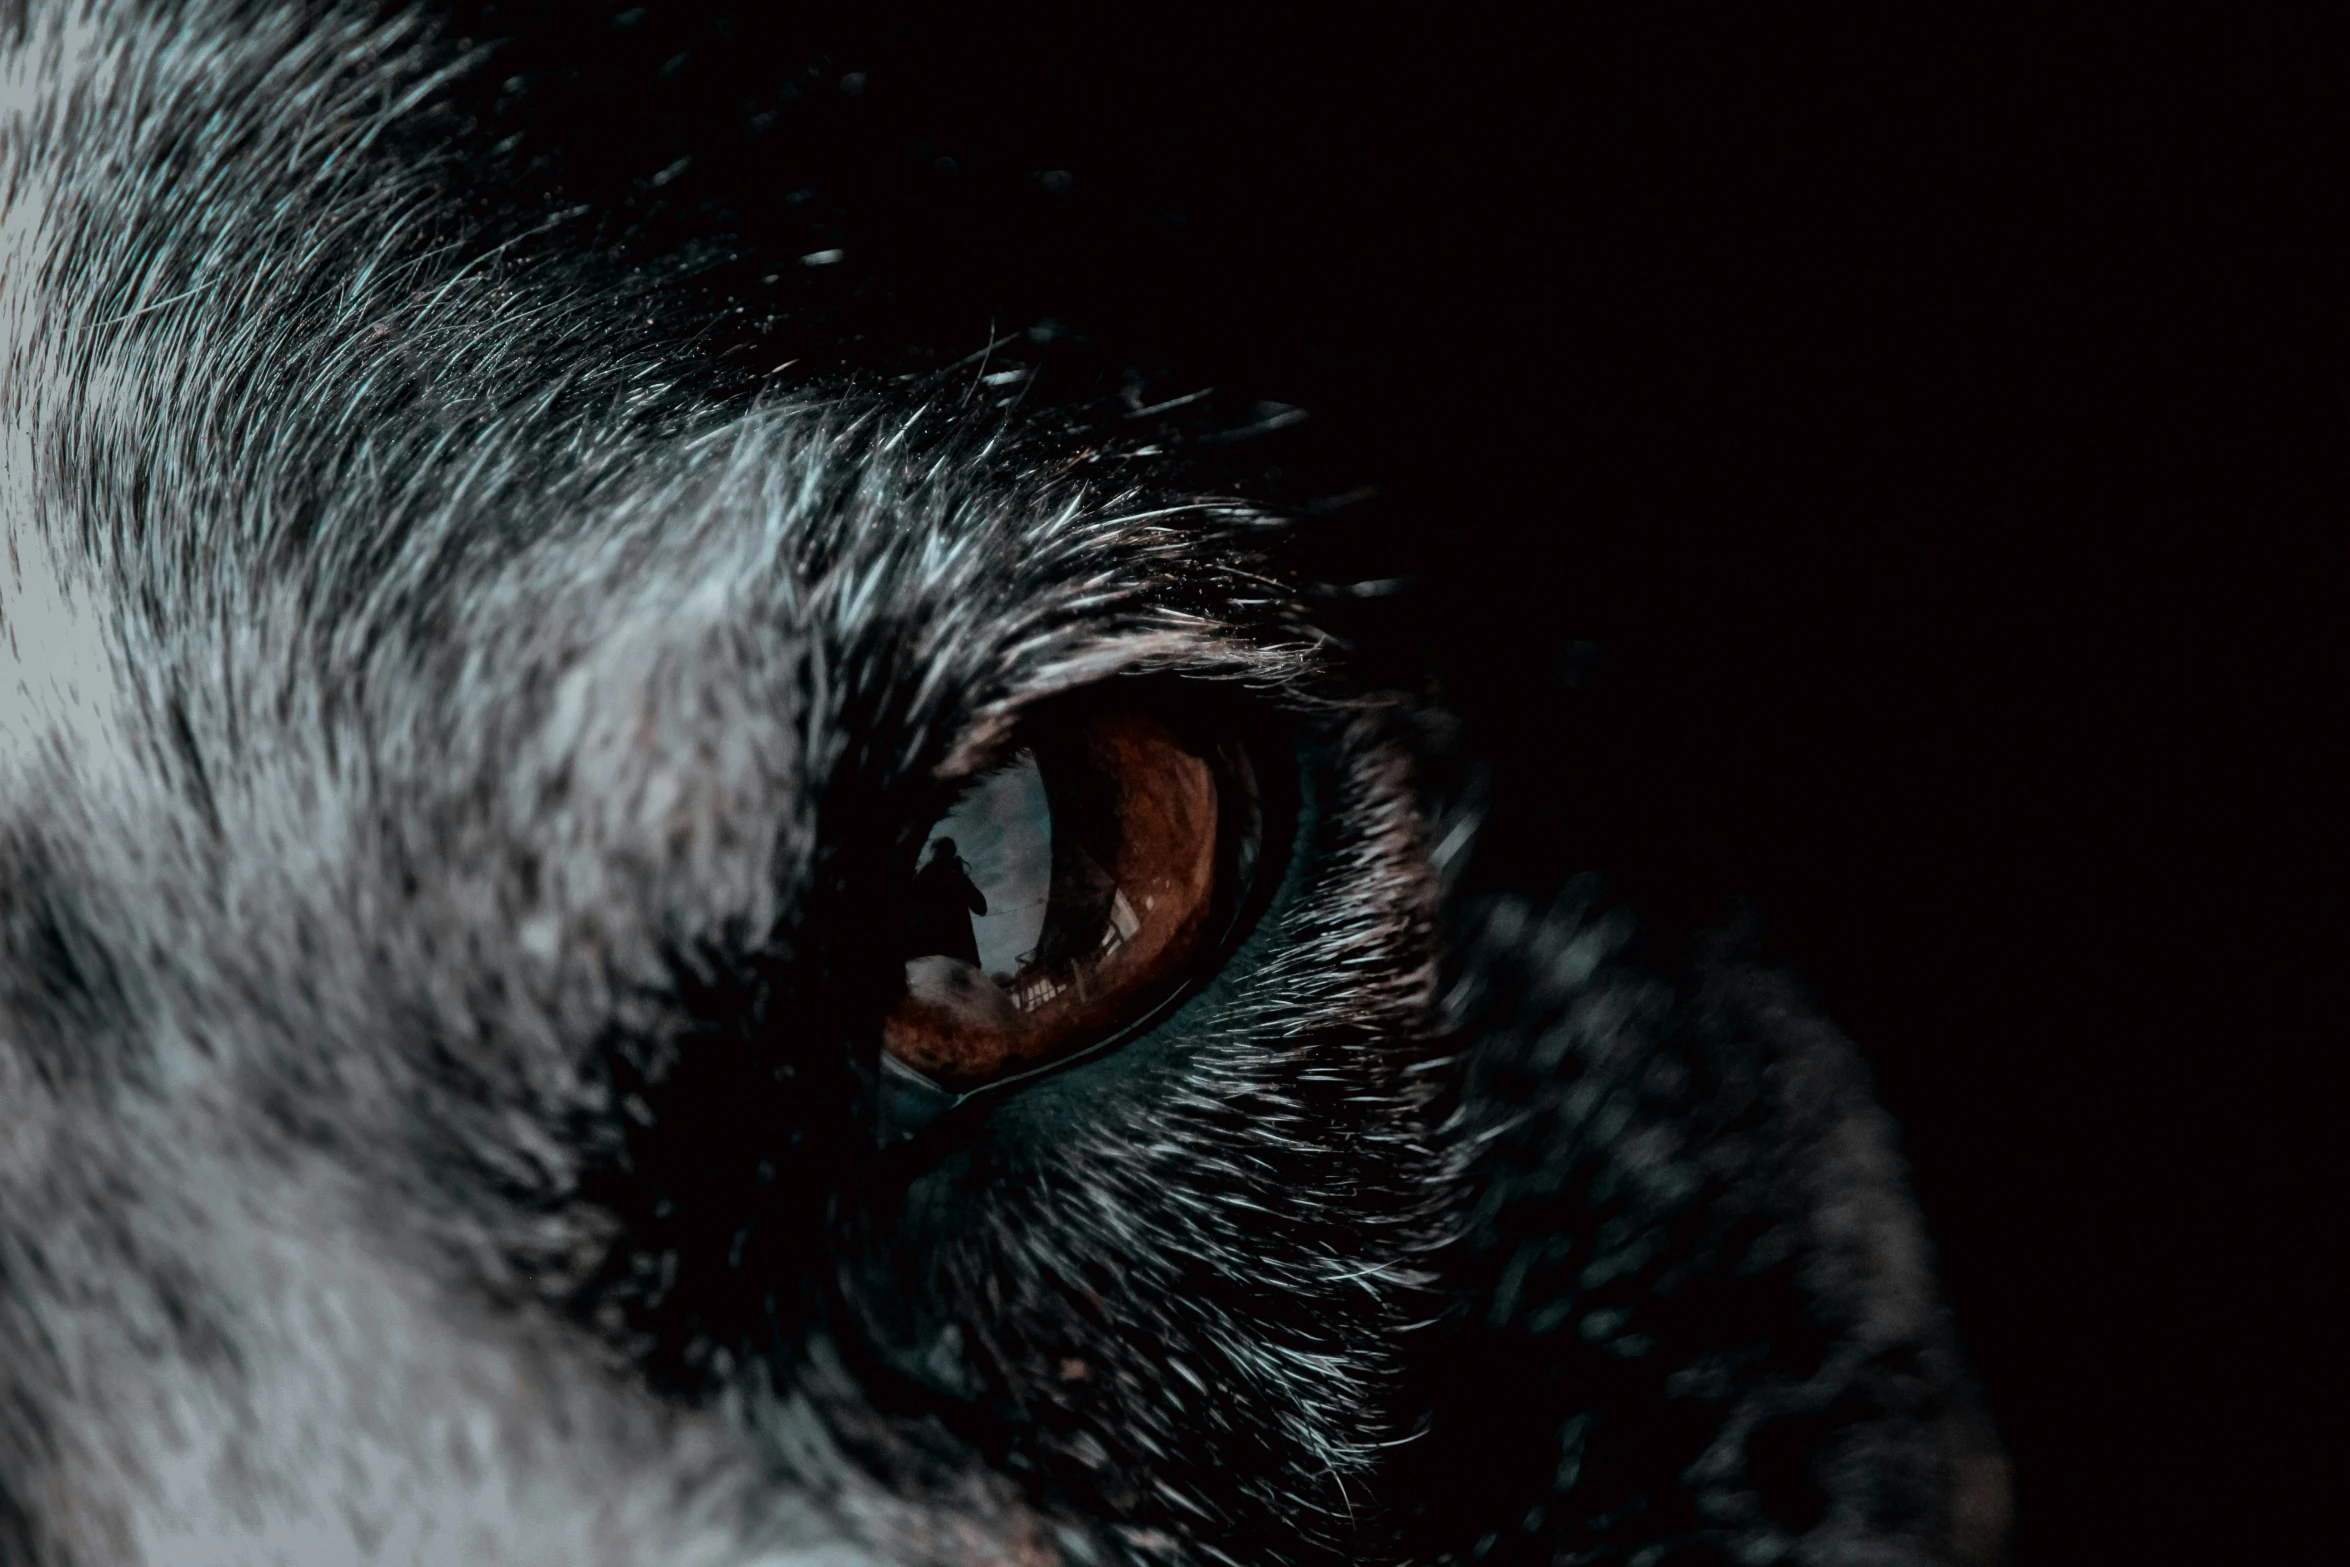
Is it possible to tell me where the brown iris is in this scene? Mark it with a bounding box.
[882,706,1262,1093]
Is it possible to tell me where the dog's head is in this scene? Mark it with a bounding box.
[0,7,2004,1565]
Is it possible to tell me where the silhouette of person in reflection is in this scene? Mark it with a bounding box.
[906,836,987,968]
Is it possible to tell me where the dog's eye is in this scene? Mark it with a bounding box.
[881,705,1265,1108]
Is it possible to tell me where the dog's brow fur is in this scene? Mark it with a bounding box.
[0,5,2006,1565]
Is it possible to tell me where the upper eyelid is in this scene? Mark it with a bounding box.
[930,637,1322,781]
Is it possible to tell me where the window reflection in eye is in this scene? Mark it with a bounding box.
[882,708,1262,1099]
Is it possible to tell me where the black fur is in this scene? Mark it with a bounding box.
[0,5,2006,1564]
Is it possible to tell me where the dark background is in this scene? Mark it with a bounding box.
[438,5,2344,1561]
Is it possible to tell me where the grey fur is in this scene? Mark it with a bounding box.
[0,5,2006,1564]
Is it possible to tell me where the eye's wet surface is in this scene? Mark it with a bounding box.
[883,710,1253,1090]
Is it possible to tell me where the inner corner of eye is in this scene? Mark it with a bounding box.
[881,706,1258,1093]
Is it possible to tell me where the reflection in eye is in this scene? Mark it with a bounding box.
[882,708,1262,1098]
